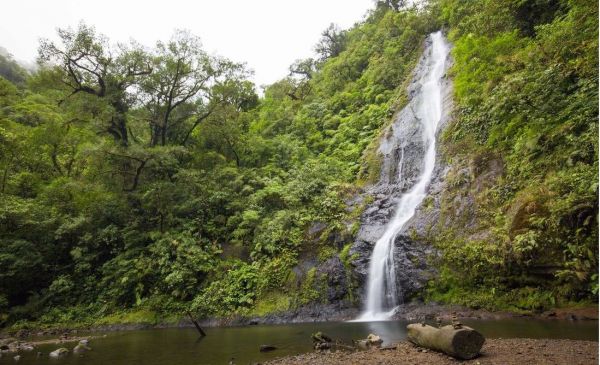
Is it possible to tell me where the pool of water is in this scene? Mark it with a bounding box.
[2,319,597,365]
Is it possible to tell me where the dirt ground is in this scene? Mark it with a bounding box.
[265,338,599,365]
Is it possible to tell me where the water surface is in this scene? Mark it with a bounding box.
[3,319,597,365]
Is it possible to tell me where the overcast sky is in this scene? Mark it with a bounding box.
[0,0,374,88]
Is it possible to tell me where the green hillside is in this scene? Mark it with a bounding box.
[0,0,596,328]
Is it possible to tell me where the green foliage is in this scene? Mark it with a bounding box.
[429,0,598,311]
[191,261,259,315]
[297,268,322,305]
[1,0,594,327]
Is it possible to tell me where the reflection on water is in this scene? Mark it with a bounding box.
[2,319,597,365]
[365,320,406,345]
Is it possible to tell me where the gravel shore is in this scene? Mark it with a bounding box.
[265,338,598,365]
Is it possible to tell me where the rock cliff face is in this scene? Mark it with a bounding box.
[350,34,454,306]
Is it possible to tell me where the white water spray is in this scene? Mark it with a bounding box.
[358,31,450,321]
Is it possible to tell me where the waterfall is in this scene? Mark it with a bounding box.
[358,31,450,321]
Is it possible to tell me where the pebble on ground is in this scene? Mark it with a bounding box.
[265,338,598,365]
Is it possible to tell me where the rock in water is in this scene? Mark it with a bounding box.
[355,333,384,350]
[311,331,333,350]
[407,323,485,360]
[259,345,277,352]
[73,343,91,353]
[311,332,332,343]
[13,355,20,361]
[314,342,331,350]
[19,343,34,351]
[49,348,69,358]
[367,334,383,347]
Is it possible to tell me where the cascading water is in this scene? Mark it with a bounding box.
[358,31,450,321]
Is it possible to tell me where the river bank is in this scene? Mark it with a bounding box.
[0,318,597,365]
[1,303,597,340]
[265,338,599,365]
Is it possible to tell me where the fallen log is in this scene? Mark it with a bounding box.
[407,323,485,360]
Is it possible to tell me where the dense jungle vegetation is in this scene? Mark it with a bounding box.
[429,0,598,311]
[0,0,597,328]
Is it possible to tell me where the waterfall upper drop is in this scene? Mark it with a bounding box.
[357,31,451,321]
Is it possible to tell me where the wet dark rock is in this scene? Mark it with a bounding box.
[311,332,332,343]
[349,34,454,306]
[243,304,359,325]
[307,222,327,239]
[312,331,333,350]
[313,342,331,350]
[259,345,277,352]
[315,257,348,303]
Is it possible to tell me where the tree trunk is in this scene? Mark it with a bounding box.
[407,324,485,360]
[186,311,206,337]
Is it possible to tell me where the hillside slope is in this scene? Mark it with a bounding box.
[0,0,596,328]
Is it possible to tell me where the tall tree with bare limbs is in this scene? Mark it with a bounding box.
[38,23,152,146]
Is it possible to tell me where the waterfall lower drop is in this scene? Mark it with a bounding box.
[357,31,450,321]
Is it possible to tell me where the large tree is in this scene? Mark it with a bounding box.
[315,23,347,61]
[38,23,152,146]
[141,31,251,146]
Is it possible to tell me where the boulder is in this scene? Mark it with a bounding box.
[49,348,69,358]
[354,333,384,350]
[367,333,383,347]
[73,343,91,353]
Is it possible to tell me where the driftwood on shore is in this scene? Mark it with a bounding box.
[407,323,485,360]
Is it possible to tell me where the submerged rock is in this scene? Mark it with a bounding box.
[49,348,69,358]
[259,345,277,352]
[73,343,91,353]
